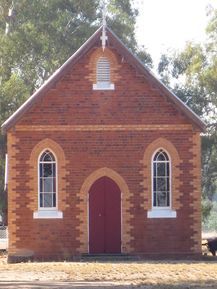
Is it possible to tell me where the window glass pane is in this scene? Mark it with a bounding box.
[153,177,157,191]
[40,193,43,207]
[157,151,166,161]
[153,192,157,206]
[53,193,56,207]
[44,177,53,192]
[52,163,56,177]
[44,153,52,162]
[53,177,56,192]
[49,152,55,161]
[39,150,57,208]
[154,150,169,162]
[40,178,43,192]
[166,177,170,191]
[40,163,43,178]
[44,193,53,207]
[163,152,169,161]
[167,163,170,176]
[167,192,170,206]
[157,162,166,176]
[40,151,55,162]
[40,152,46,162]
[43,163,53,177]
[153,163,157,177]
[152,149,170,208]
[157,191,167,207]
[156,177,167,191]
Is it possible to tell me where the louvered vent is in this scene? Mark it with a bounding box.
[97,57,110,84]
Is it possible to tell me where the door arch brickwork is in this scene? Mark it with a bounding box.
[77,167,132,253]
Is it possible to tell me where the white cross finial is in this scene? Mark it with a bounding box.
[101,5,108,51]
[102,5,106,26]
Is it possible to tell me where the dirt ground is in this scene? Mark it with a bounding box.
[1,253,217,289]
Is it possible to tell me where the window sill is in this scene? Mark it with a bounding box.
[33,210,63,219]
[93,83,115,90]
[147,209,177,218]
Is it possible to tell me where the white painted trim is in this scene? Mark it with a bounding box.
[147,209,177,218]
[151,148,172,209]
[4,154,8,191]
[33,210,63,219]
[149,148,176,218]
[37,149,58,210]
[93,83,115,90]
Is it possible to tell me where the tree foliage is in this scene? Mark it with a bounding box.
[0,0,152,222]
[0,0,151,89]
[158,7,217,222]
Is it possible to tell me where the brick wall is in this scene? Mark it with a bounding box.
[18,46,191,127]
[7,44,202,260]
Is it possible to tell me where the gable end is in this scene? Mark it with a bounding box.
[1,26,206,133]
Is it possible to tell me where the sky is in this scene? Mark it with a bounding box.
[135,0,217,67]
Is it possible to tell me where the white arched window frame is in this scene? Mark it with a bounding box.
[93,57,114,90]
[152,149,171,209]
[147,148,176,218]
[38,149,57,210]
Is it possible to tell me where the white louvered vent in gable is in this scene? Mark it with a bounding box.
[97,57,110,83]
[93,56,115,90]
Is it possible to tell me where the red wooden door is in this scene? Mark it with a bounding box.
[89,176,121,254]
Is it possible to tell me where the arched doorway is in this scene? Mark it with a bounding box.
[89,176,121,254]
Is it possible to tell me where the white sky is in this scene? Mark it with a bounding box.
[135,0,217,67]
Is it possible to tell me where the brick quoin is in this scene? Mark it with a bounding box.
[3,27,204,262]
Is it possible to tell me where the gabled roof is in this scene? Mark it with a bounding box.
[1,26,206,133]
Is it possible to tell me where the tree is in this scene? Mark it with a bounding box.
[0,0,152,222]
[157,7,217,222]
[0,0,152,89]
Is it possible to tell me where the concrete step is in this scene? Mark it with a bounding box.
[80,253,139,262]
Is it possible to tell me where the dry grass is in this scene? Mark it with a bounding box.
[0,256,217,288]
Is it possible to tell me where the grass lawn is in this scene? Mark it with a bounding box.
[0,255,217,288]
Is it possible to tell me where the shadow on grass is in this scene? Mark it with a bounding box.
[0,281,216,289]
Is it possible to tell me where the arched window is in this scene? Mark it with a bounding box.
[39,150,56,209]
[152,149,170,208]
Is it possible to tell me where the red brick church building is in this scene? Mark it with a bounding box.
[2,25,205,261]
